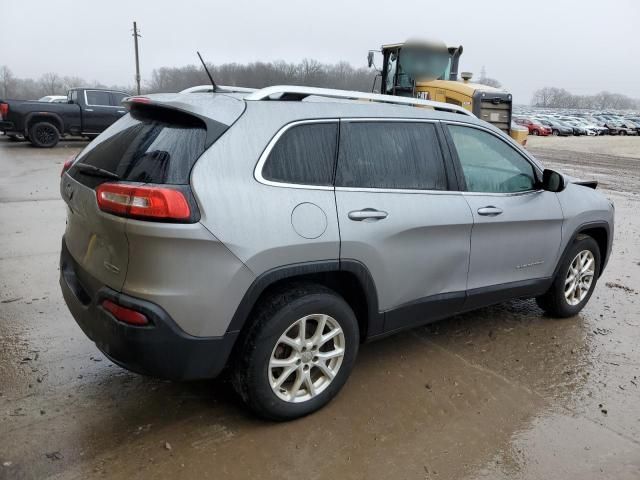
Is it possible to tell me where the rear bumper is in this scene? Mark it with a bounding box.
[0,121,16,132]
[59,239,238,380]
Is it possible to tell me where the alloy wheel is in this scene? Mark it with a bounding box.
[269,314,345,403]
[564,250,595,306]
[36,125,56,145]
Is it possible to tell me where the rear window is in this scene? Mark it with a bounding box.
[70,114,207,188]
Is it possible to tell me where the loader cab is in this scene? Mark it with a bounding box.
[379,42,457,97]
[374,41,518,142]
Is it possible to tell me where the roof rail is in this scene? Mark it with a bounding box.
[179,85,257,94]
[244,85,474,117]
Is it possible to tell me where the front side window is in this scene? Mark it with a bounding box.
[261,122,338,186]
[86,90,111,106]
[336,122,447,191]
[447,125,536,193]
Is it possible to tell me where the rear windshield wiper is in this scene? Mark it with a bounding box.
[74,162,121,180]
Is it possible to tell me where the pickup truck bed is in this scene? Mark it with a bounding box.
[0,88,129,147]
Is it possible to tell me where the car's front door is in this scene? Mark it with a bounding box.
[334,120,473,334]
[444,123,563,307]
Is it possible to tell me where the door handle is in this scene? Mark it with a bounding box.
[477,206,503,216]
[85,108,94,112]
[348,208,388,221]
[117,110,125,114]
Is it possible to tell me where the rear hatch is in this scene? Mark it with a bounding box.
[60,94,244,293]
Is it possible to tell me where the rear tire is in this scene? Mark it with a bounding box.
[532,130,539,136]
[232,283,359,421]
[552,130,559,136]
[536,236,601,318]
[28,121,59,148]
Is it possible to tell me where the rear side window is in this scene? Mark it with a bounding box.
[85,90,111,106]
[336,122,447,190]
[70,114,207,188]
[261,123,338,186]
[111,93,128,106]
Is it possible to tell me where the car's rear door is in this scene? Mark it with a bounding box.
[334,119,473,334]
[82,90,119,133]
[443,122,563,308]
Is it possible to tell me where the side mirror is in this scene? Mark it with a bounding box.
[367,51,374,68]
[542,169,565,192]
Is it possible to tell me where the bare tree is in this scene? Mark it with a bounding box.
[40,72,62,95]
[0,65,15,98]
[532,86,638,109]
[477,77,502,88]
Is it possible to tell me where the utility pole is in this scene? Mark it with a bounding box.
[132,21,141,95]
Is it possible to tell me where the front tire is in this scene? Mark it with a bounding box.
[532,130,539,136]
[28,121,59,148]
[232,283,359,421]
[536,236,601,318]
[552,129,559,136]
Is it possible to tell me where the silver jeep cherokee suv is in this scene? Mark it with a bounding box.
[60,86,614,420]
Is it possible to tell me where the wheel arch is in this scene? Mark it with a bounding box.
[25,112,63,134]
[226,260,382,343]
[555,221,611,279]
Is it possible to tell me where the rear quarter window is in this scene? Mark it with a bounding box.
[260,122,338,186]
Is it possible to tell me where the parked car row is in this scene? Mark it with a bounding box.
[514,108,640,137]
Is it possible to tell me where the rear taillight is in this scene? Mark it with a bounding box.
[96,182,191,222]
[102,299,149,326]
[61,155,76,177]
[0,102,8,119]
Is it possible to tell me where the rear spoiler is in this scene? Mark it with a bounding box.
[123,96,228,148]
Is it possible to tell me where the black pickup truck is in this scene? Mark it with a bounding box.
[0,88,130,147]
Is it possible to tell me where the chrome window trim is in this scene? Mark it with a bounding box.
[442,120,544,195]
[255,117,450,192]
[83,90,129,108]
[335,186,463,195]
[254,118,338,191]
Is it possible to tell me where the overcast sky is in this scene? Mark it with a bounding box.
[2,0,638,103]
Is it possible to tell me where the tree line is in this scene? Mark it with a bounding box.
[2,62,638,111]
[0,60,376,99]
[531,86,639,110]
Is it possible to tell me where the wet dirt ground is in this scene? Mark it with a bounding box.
[1,135,639,479]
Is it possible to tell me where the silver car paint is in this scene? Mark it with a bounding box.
[61,174,129,291]
[463,190,564,289]
[554,183,614,260]
[335,188,473,309]
[63,93,615,341]
[122,219,255,337]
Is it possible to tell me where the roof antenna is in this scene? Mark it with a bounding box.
[197,51,217,93]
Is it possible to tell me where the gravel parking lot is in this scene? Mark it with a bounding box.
[1,135,639,479]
